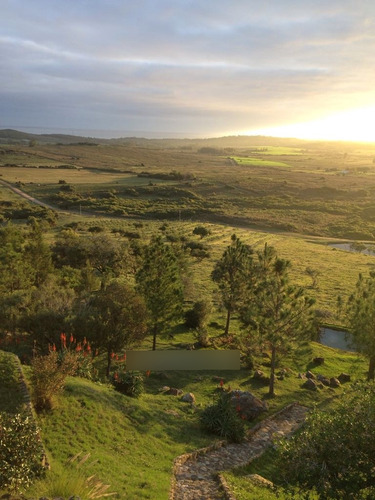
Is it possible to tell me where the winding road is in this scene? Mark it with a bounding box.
[0,178,56,210]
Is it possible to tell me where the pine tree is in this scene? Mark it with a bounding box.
[136,236,184,350]
[211,234,253,336]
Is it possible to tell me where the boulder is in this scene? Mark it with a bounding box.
[330,377,341,388]
[181,392,196,403]
[253,369,270,383]
[338,373,351,383]
[303,378,318,391]
[317,374,330,386]
[277,368,289,380]
[247,474,274,488]
[313,357,325,365]
[167,387,183,396]
[230,390,268,420]
[253,369,265,379]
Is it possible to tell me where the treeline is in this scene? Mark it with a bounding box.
[0,223,320,395]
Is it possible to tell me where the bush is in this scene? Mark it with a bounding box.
[31,350,78,411]
[185,300,211,329]
[200,391,245,443]
[111,371,144,398]
[193,225,211,238]
[0,411,45,492]
[277,382,375,498]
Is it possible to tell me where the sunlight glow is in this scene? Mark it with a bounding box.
[241,106,375,143]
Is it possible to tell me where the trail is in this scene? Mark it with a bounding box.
[171,403,308,500]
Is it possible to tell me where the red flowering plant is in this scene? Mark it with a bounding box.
[57,332,98,381]
[110,370,144,398]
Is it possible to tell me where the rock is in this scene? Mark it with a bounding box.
[253,369,264,378]
[181,392,196,403]
[253,369,270,383]
[330,377,341,388]
[338,372,351,383]
[317,374,330,386]
[306,371,315,379]
[159,385,170,392]
[277,369,289,380]
[303,378,318,390]
[313,357,325,365]
[230,390,268,420]
[167,387,183,396]
[247,473,274,488]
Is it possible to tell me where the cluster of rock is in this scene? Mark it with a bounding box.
[159,386,196,404]
[300,370,351,390]
[159,384,268,421]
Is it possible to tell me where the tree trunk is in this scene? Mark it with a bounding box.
[152,324,158,351]
[224,308,231,336]
[106,350,112,377]
[268,345,277,397]
[368,356,375,380]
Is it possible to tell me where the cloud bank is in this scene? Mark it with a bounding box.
[1,0,375,138]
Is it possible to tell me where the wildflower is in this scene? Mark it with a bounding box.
[52,343,56,352]
[60,332,66,349]
[114,372,119,381]
[86,343,91,353]
[241,415,246,420]
[95,349,99,356]
[219,379,224,387]
[146,370,151,377]
[236,405,241,412]
[116,354,119,361]
[69,334,74,344]
[76,343,82,352]
[111,352,115,359]
[122,353,126,361]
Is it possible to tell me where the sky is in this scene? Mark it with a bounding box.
[1,0,375,141]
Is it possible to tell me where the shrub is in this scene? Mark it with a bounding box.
[200,391,245,443]
[185,300,211,329]
[111,371,144,398]
[193,225,211,238]
[0,411,45,492]
[31,350,78,411]
[277,382,375,498]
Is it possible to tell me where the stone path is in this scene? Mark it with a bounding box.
[170,403,309,500]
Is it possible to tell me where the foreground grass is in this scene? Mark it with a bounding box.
[18,341,367,499]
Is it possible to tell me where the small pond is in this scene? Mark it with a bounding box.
[319,327,356,352]
[329,242,375,255]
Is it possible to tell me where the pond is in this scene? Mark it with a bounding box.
[329,242,375,255]
[319,327,356,352]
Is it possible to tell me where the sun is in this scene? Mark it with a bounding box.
[241,106,375,143]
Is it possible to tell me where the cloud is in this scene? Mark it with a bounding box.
[1,0,375,137]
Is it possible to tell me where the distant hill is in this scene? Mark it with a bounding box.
[0,128,363,149]
[0,129,104,145]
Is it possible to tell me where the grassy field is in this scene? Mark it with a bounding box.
[230,156,291,167]
[2,139,375,238]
